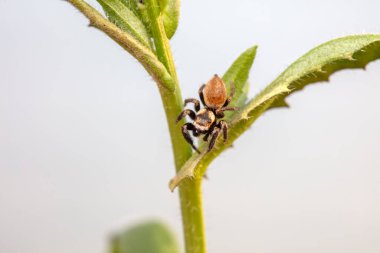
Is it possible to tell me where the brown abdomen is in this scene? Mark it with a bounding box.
[203,74,227,109]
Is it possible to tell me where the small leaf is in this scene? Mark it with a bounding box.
[194,46,257,154]
[169,34,380,191]
[97,0,153,49]
[169,45,257,191]
[222,45,257,115]
[110,220,180,253]
[162,0,181,39]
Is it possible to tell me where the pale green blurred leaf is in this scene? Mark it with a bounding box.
[111,220,180,253]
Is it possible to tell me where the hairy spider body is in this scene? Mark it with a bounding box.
[177,74,237,153]
[193,108,216,133]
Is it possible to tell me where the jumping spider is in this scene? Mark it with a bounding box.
[176,74,238,153]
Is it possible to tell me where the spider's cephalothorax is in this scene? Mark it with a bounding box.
[176,74,238,153]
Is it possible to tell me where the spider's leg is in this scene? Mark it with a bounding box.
[184,98,201,112]
[218,120,228,142]
[215,107,238,119]
[182,123,200,153]
[203,132,211,142]
[223,82,236,107]
[198,84,206,106]
[215,111,224,118]
[219,106,238,112]
[176,109,196,123]
[202,123,215,141]
[208,127,221,152]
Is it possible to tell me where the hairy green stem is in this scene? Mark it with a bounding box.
[178,180,205,253]
[144,0,207,252]
[159,83,207,253]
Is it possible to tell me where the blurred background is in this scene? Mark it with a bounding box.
[1,0,380,252]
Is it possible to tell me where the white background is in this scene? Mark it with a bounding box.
[1,0,380,253]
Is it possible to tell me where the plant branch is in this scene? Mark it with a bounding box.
[67,0,175,91]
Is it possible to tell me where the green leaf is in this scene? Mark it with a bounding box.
[222,45,257,116]
[169,45,257,190]
[196,46,257,150]
[119,0,139,14]
[162,0,181,39]
[110,220,180,253]
[245,34,380,115]
[169,34,380,191]
[96,0,153,49]
[119,0,152,36]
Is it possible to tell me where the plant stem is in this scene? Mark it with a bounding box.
[178,179,206,253]
[158,86,207,253]
[145,1,206,252]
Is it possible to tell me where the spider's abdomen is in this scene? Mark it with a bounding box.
[203,74,227,109]
[194,108,216,132]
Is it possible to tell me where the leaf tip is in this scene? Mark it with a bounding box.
[244,45,258,59]
[168,177,178,192]
[248,44,258,52]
